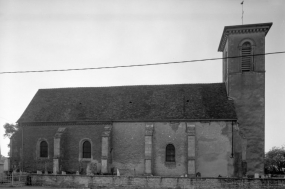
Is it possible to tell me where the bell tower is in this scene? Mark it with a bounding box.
[218,23,272,176]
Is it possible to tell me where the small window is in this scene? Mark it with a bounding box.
[166,144,175,162]
[241,42,253,72]
[82,141,91,158]
[40,141,48,157]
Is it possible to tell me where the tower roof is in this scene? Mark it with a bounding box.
[218,22,272,52]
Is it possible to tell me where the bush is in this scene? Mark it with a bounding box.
[265,146,285,174]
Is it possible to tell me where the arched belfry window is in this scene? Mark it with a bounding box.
[82,140,91,158]
[166,144,175,162]
[40,141,48,158]
[240,41,254,72]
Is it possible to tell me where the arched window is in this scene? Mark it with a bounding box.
[40,141,48,157]
[241,41,253,72]
[166,144,175,162]
[82,140,91,158]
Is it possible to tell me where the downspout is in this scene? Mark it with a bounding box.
[231,121,234,158]
[227,51,229,96]
[21,124,24,172]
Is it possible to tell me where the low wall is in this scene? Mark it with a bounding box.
[31,174,285,189]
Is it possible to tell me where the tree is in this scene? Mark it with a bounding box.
[265,146,285,174]
[3,123,18,139]
[3,123,19,157]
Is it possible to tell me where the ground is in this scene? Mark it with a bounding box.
[0,187,76,189]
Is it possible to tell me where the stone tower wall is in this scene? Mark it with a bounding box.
[223,30,267,176]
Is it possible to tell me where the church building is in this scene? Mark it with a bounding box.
[10,22,272,177]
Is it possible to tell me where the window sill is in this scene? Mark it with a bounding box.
[37,157,49,160]
[79,158,92,162]
[241,71,254,74]
[165,161,176,168]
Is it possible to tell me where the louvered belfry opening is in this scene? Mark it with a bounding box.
[241,42,253,72]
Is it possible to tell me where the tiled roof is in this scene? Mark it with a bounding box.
[17,83,237,123]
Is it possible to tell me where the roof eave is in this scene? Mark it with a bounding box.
[18,118,238,125]
[218,22,273,52]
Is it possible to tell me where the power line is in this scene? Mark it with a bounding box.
[0,51,284,75]
[0,116,14,123]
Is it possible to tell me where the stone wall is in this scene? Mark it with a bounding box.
[10,128,22,171]
[11,121,241,177]
[225,32,266,176]
[112,121,237,177]
[153,122,188,176]
[112,122,145,176]
[11,123,106,173]
[30,175,285,189]
[195,121,235,177]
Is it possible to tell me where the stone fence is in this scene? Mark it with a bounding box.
[30,174,285,189]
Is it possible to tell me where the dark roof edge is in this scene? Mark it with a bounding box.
[18,119,238,125]
[16,90,40,123]
[36,82,224,91]
[218,22,273,52]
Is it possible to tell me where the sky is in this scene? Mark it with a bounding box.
[0,0,284,157]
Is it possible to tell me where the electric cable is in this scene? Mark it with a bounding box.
[0,51,284,75]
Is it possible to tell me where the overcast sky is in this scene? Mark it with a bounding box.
[0,0,284,156]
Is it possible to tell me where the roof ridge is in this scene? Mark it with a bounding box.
[38,82,224,90]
